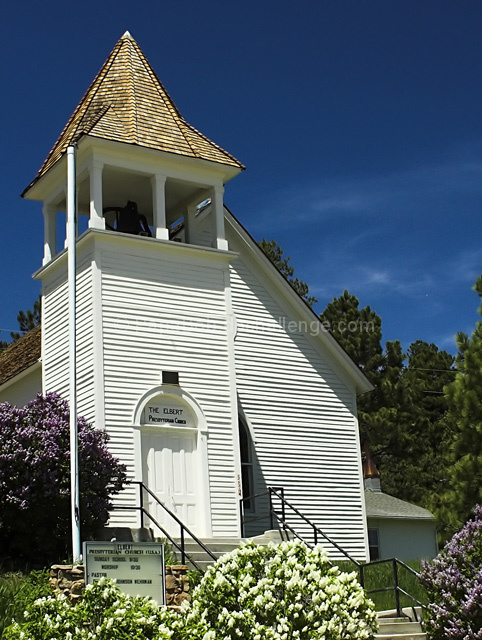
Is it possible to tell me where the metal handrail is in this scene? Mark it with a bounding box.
[361,558,427,621]
[240,486,361,566]
[269,487,362,565]
[240,485,427,619]
[112,481,217,571]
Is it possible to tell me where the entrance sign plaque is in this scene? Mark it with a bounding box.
[83,541,166,603]
[141,396,195,428]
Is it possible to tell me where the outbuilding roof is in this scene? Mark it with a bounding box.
[0,326,41,387]
[23,31,244,195]
[365,489,435,520]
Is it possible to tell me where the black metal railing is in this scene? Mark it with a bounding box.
[360,558,426,622]
[241,486,360,563]
[113,481,217,572]
[240,486,426,620]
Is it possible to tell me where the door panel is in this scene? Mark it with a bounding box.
[142,430,198,536]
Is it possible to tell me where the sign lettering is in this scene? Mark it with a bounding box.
[141,397,195,428]
[83,541,165,603]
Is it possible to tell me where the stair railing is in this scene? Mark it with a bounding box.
[112,481,217,572]
[240,485,427,619]
[360,557,426,622]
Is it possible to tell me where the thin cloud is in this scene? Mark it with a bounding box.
[256,157,482,229]
[444,250,482,286]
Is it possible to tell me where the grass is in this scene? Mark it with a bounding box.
[0,570,50,639]
[0,573,24,639]
[334,559,428,613]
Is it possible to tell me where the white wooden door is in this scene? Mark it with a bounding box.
[142,429,198,537]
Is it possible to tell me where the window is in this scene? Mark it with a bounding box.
[239,418,254,509]
[368,528,380,561]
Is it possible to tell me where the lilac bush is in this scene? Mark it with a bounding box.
[419,504,482,640]
[0,393,126,567]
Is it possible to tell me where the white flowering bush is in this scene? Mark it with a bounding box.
[184,540,378,639]
[3,577,179,640]
[4,541,378,639]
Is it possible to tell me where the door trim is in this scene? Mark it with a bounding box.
[132,384,212,537]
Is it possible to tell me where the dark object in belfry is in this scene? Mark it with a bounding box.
[103,200,153,237]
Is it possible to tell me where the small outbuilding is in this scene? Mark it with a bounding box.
[364,447,438,561]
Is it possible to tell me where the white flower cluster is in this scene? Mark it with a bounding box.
[184,540,379,639]
[4,540,378,640]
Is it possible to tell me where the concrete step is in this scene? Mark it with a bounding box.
[376,634,425,640]
[172,530,288,571]
[376,611,425,640]
[171,537,242,572]
[378,608,423,622]
[378,621,424,634]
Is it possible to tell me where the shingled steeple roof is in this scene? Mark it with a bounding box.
[25,32,243,193]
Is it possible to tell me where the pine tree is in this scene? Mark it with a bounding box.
[0,334,9,353]
[320,290,454,512]
[258,239,318,307]
[10,297,41,341]
[381,340,455,506]
[440,275,482,531]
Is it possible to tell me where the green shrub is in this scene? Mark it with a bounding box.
[4,541,379,639]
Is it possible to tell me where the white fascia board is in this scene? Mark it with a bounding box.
[225,210,374,395]
[24,136,242,203]
[34,228,238,281]
[77,137,242,185]
[0,360,41,392]
[23,156,68,203]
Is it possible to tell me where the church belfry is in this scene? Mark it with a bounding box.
[23,30,245,258]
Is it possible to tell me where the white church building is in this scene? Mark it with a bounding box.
[0,33,373,561]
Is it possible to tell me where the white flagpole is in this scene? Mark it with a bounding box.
[67,144,81,561]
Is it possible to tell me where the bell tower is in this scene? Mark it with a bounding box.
[23,32,245,538]
[24,31,244,261]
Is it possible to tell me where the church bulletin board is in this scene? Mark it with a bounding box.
[83,541,166,604]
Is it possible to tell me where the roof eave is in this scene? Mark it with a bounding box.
[0,360,41,391]
[23,134,244,203]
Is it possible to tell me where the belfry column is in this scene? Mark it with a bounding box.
[212,185,228,250]
[152,174,169,240]
[185,202,198,245]
[42,203,57,265]
[89,160,105,230]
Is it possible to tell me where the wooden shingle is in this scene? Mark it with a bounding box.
[24,32,243,193]
[0,326,41,387]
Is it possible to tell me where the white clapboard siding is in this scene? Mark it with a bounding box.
[99,245,239,536]
[227,225,368,561]
[42,258,96,425]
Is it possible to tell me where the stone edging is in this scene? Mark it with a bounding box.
[49,564,191,605]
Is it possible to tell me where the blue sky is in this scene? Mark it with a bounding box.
[1,0,482,354]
